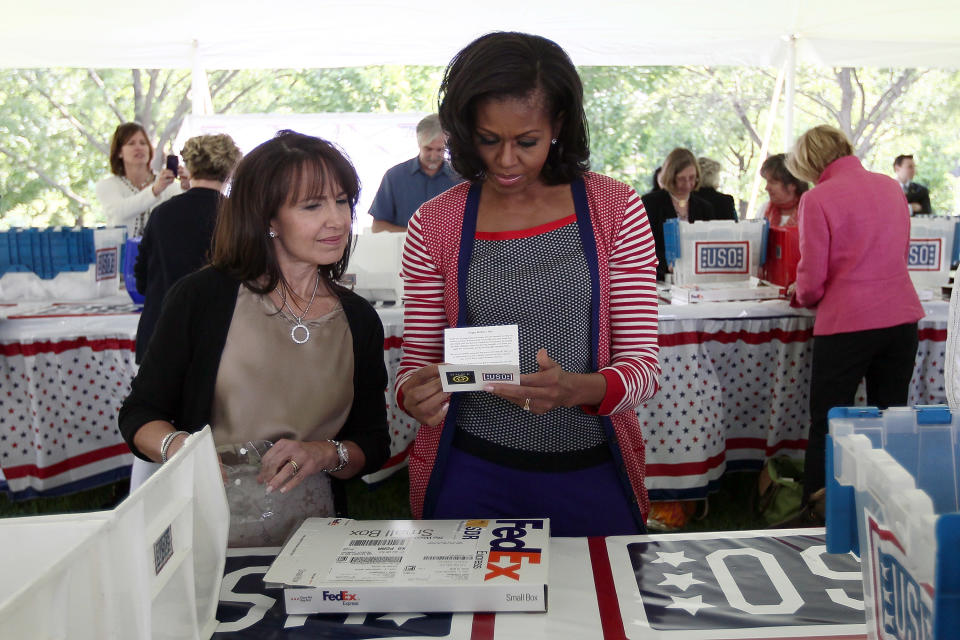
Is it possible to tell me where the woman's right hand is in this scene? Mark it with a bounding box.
[401,364,449,426]
[152,168,176,196]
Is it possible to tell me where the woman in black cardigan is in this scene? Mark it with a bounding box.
[641,147,716,280]
[119,131,390,516]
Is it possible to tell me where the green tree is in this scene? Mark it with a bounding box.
[2,64,959,226]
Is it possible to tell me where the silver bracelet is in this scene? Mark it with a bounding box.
[321,439,349,473]
[160,430,190,464]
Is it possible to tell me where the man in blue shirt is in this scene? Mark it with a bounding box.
[369,114,461,232]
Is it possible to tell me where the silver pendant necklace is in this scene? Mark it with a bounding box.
[278,272,320,344]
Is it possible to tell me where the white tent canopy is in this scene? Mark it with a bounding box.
[4,0,960,70]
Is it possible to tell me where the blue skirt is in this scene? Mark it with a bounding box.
[432,446,642,537]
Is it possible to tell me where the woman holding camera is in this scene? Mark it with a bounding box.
[96,122,184,235]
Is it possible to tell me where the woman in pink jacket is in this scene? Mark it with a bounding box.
[788,125,924,516]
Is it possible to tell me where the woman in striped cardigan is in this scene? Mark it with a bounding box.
[396,32,661,536]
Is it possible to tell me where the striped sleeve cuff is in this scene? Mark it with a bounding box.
[581,368,626,416]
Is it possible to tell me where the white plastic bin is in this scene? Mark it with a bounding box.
[827,405,960,640]
[0,227,127,302]
[908,217,958,295]
[0,426,229,639]
[342,231,405,303]
[663,219,768,285]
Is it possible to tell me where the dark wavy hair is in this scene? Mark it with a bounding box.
[210,130,360,296]
[760,153,809,197]
[108,122,153,176]
[438,31,590,185]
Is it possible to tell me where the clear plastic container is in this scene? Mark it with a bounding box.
[219,440,335,548]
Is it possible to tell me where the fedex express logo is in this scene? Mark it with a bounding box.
[908,238,942,271]
[322,590,358,602]
[868,515,934,640]
[484,519,543,581]
[694,241,749,274]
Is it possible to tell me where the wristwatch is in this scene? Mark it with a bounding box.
[323,439,349,473]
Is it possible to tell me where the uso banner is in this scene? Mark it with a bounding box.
[214,530,866,640]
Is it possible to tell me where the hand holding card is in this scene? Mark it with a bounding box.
[438,325,521,392]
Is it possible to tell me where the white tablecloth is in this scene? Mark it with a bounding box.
[0,298,139,497]
[0,297,947,500]
[642,299,947,499]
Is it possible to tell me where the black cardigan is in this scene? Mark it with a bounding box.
[118,266,390,477]
[640,189,717,280]
[134,187,220,363]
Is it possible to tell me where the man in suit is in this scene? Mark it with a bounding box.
[894,154,931,214]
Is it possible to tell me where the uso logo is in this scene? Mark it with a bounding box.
[695,241,749,274]
[867,515,933,640]
[445,371,475,385]
[95,247,119,281]
[482,372,515,382]
[907,238,942,271]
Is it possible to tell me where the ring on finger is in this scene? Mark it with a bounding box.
[522,398,531,412]
[287,459,300,475]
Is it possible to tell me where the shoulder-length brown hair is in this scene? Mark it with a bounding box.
[210,130,360,295]
[660,148,699,193]
[439,31,590,185]
[109,122,153,176]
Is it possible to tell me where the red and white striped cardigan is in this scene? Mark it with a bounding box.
[396,172,661,522]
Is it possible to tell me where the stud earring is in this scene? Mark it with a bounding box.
[268,230,277,238]
[551,138,558,145]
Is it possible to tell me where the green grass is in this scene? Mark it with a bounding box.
[0,480,129,519]
[2,467,768,532]
[677,470,769,532]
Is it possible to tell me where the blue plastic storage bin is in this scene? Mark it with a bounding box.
[827,405,960,640]
[123,237,144,304]
[0,227,126,301]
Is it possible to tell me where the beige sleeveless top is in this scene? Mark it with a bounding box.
[211,286,354,447]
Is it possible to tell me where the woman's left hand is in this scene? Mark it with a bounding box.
[257,438,340,494]
[485,348,601,414]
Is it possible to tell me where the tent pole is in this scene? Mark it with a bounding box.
[784,35,797,149]
[191,40,214,116]
[745,64,786,220]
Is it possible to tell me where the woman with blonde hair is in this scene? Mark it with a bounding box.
[695,156,738,221]
[787,124,923,523]
[642,147,716,280]
[134,133,243,363]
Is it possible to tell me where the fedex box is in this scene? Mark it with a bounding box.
[263,517,549,613]
[663,219,768,285]
[908,217,958,294]
[826,406,960,640]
